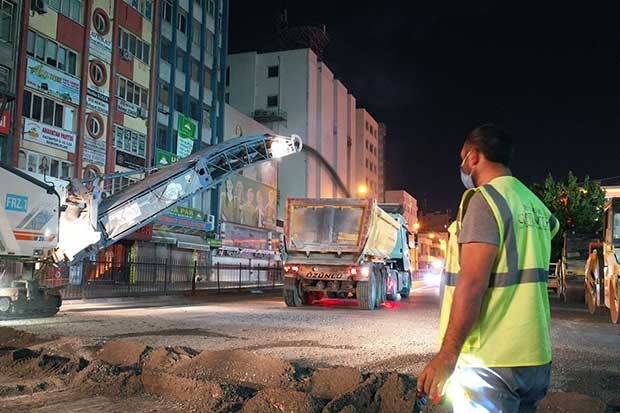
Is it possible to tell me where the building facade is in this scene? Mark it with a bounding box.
[0,0,21,164]
[355,108,381,198]
[226,48,360,217]
[9,0,228,276]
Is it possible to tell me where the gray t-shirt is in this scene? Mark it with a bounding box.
[458,192,500,245]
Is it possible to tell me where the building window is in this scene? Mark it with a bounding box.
[26,30,79,75]
[204,67,212,87]
[225,66,230,86]
[174,89,183,112]
[267,95,278,108]
[112,176,137,194]
[267,65,279,78]
[191,59,200,82]
[205,31,214,56]
[86,112,104,139]
[123,0,152,20]
[207,0,215,16]
[92,8,110,35]
[160,38,172,64]
[157,124,168,150]
[117,76,148,109]
[159,81,169,106]
[0,0,14,43]
[192,19,201,45]
[89,60,107,86]
[162,0,172,23]
[118,28,150,64]
[20,149,72,179]
[113,124,146,158]
[177,10,187,34]
[176,48,185,71]
[23,90,74,130]
[190,98,200,120]
[48,0,83,24]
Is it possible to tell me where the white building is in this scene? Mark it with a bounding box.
[356,109,381,199]
[227,48,371,216]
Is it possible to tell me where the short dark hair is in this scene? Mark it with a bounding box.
[465,124,513,166]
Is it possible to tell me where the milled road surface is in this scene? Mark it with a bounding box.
[1,277,619,409]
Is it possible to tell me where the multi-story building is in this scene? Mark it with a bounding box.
[355,108,381,198]
[226,47,359,218]
[0,0,21,164]
[383,189,419,271]
[9,0,228,271]
[377,122,386,199]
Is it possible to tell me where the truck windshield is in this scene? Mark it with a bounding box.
[288,205,364,251]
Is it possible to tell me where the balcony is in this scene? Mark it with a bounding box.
[252,108,287,123]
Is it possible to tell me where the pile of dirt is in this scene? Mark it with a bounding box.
[0,326,43,349]
[0,328,609,412]
[172,349,296,389]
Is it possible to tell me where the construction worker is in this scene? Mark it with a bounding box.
[417,124,560,412]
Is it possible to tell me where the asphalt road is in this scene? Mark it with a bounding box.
[2,275,619,408]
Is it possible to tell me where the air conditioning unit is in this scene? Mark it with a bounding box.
[120,49,133,61]
[31,0,48,14]
[157,103,170,114]
[138,107,148,119]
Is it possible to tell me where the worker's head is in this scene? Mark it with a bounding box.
[459,124,513,188]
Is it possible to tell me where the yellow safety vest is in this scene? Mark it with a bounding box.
[439,176,560,367]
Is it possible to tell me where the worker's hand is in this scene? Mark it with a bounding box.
[417,352,457,403]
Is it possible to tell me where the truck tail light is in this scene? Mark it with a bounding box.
[284,265,300,274]
[348,267,358,276]
[361,266,370,277]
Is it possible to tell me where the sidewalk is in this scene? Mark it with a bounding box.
[60,288,282,312]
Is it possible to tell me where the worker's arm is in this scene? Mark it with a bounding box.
[417,241,496,400]
[417,191,499,401]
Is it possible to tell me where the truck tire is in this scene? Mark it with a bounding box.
[376,268,387,307]
[0,297,11,313]
[283,278,305,307]
[400,273,412,299]
[357,273,377,310]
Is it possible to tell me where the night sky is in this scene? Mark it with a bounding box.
[229,1,619,213]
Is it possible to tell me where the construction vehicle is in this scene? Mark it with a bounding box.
[0,133,302,318]
[584,197,620,323]
[377,203,413,300]
[282,198,411,310]
[552,232,600,302]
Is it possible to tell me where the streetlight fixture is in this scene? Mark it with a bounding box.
[357,184,368,197]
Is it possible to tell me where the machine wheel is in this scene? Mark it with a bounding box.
[376,269,387,308]
[400,273,412,299]
[609,275,619,324]
[585,255,599,315]
[0,297,11,313]
[283,278,305,307]
[357,273,377,310]
[555,261,566,302]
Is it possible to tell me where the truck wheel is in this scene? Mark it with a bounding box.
[400,273,412,299]
[283,278,305,307]
[357,274,377,310]
[585,255,599,315]
[376,270,386,308]
[0,297,11,313]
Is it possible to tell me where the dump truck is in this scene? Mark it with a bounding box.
[282,198,411,310]
[0,133,302,318]
[584,197,620,323]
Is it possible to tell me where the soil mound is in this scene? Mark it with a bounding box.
[241,388,324,413]
[141,346,199,373]
[310,366,364,399]
[98,340,149,366]
[0,327,43,349]
[173,349,296,388]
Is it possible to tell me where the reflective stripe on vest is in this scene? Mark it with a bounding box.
[439,176,554,368]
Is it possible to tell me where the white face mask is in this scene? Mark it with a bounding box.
[460,151,475,189]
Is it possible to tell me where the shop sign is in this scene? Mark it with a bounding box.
[117,98,138,117]
[26,58,80,104]
[116,148,145,168]
[86,94,109,115]
[156,148,178,167]
[89,30,112,62]
[23,118,76,153]
[0,110,9,135]
[83,136,106,167]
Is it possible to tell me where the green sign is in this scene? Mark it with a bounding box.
[168,206,203,220]
[178,114,197,140]
[156,148,178,167]
[206,238,222,248]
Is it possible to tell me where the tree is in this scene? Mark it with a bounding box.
[530,172,606,261]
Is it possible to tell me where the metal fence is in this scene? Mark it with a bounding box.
[39,259,283,300]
